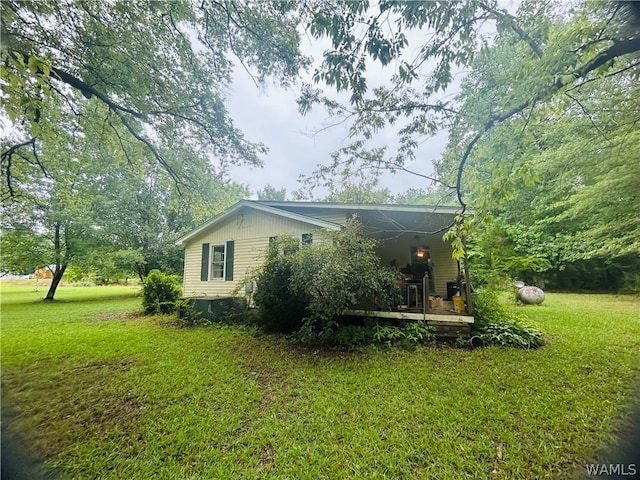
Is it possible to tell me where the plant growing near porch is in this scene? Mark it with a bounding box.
[472,288,545,349]
[373,320,435,348]
[252,237,310,333]
[289,219,401,343]
[253,219,401,344]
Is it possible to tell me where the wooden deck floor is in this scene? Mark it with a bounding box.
[347,299,474,337]
[347,309,474,323]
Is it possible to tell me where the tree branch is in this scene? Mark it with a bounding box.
[113,111,182,194]
[479,2,544,58]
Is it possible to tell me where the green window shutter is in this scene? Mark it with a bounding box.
[225,240,234,281]
[200,243,210,281]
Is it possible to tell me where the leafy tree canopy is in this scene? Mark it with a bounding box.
[1,0,298,299]
[256,184,287,201]
[1,0,308,193]
[439,3,640,282]
[297,0,639,213]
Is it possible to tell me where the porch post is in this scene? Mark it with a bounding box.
[461,236,474,315]
[423,273,430,315]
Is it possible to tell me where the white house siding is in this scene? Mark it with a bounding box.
[375,232,458,296]
[182,207,330,297]
[428,235,459,295]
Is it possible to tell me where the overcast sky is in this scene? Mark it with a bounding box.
[226,33,453,200]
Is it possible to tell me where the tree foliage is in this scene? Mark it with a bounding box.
[0,99,247,298]
[256,184,287,201]
[294,1,639,290]
[439,4,640,287]
[297,1,639,224]
[2,0,307,193]
[2,1,273,298]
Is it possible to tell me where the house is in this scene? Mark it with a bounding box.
[176,200,473,331]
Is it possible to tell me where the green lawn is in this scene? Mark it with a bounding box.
[2,284,639,479]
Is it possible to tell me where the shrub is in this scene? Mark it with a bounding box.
[478,319,545,349]
[374,320,435,348]
[293,318,435,349]
[472,288,545,348]
[289,219,401,341]
[252,220,402,346]
[142,269,182,315]
[252,237,310,333]
[312,322,377,348]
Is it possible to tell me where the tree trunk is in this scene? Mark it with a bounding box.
[43,265,66,301]
[43,223,68,302]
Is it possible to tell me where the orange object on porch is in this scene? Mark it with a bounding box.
[453,295,465,312]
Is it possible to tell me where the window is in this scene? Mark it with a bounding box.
[302,233,313,245]
[210,244,225,279]
[201,241,234,281]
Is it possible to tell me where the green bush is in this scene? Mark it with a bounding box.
[142,269,182,315]
[374,320,436,348]
[293,318,435,349]
[289,219,401,341]
[252,220,402,346]
[252,237,310,333]
[472,288,545,349]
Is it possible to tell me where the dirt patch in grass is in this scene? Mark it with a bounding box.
[2,357,145,460]
[71,358,138,371]
[91,310,145,322]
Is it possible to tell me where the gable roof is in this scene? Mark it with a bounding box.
[259,201,467,238]
[175,200,343,246]
[176,200,470,246]
[258,201,464,216]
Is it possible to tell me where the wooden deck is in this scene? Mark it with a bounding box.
[347,309,473,323]
[347,300,474,338]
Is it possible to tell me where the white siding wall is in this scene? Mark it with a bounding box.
[182,207,330,297]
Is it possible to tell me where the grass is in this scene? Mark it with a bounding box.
[2,283,639,479]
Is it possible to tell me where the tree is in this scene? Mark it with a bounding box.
[297,1,640,216]
[1,95,247,299]
[0,224,48,275]
[2,0,307,196]
[438,9,640,288]
[2,173,100,300]
[90,150,248,280]
[318,174,392,204]
[393,185,458,207]
[2,1,300,299]
[256,184,287,201]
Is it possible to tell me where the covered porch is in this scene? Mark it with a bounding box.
[349,279,474,337]
[347,204,474,336]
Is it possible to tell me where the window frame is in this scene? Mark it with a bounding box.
[209,244,226,280]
